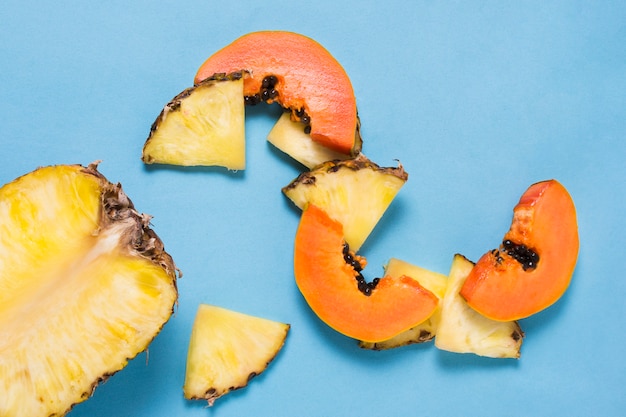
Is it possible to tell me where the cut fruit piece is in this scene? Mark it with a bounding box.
[359,258,448,350]
[183,304,289,406]
[195,31,362,157]
[460,179,579,321]
[435,254,523,359]
[0,163,178,417]
[283,154,407,252]
[267,111,352,168]
[142,71,246,169]
[294,204,439,343]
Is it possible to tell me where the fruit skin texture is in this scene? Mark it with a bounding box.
[460,179,579,321]
[183,304,289,406]
[294,204,439,343]
[0,163,178,417]
[195,31,361,156]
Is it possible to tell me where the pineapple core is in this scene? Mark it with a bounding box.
[0,164,178,417]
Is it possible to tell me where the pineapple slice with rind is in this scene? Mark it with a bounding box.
[359,258,448,350]
[267,111,352,168]
[0,163,178,417]
[282,154,407,251]
[435,254,524,358]
[183,304,290,406]
[142,71,246,169]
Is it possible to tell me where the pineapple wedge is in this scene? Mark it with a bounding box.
[267,111,352,168]
[435,254,524,358]
[142,71,246,170]
[183,304,290,406]
[282,154,408,251]
[0,163,178,417]
[359,258,448,350]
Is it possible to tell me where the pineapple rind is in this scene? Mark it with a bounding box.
[0,164,178,417]
[183,304,289,406]
[434,254,523,359]
[142,72,246,170]
[267,111,351,168]
[282,155,408,251]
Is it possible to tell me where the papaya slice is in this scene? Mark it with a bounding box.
[195,31,361,156]
[460,179,579,321]
[294,204,439,343]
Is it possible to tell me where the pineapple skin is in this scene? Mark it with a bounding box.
[0,163,179,417]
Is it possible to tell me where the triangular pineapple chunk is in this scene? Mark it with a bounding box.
[183,304,289,406]
[267,111,352,168]
[0,163,178,417]
[142,71,246,170]
[435,254,524,358]
[282,154,407,251]
[359,258,448,350]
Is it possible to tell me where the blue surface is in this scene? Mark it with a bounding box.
[1,1,625,416]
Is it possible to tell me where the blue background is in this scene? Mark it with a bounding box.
[1,1,625,416]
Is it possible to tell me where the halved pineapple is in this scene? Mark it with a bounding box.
[183,304,290,406]
[142,71,246,170]
[434,254,524,358]
[267,111,353,168]
[359,258,448,350]
[0,163,178,417]
[282,154,408,251]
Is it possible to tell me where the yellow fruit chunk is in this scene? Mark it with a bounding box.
[435,254,523,358]
[142,72,246,170]
[283,154,407,252]
[0,163,178,417]
[267,112,352,168]
[359,258,448,350]
[183,304,289,406]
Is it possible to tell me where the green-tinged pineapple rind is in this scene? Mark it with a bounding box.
[434,254,523,359]
[183,304,290,406]
[0,163,178,417]
[282,154,408,251]
[142,71,247,169]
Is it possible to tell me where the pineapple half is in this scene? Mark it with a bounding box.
[282,154,408,251]
[142,71,246,170]
[0,163,178,417]
[434,254,524,358]
[359,258,448,350]
[267,111,352,168]
[183,304,290,406]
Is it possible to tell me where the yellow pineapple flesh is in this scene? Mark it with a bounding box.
[434,254,523,358]
[142,71,246,170]
[183,304,290,406]
[359,258,448,350]
[0,163,178,417]
[267,111,352,168]
[282,154,408,251]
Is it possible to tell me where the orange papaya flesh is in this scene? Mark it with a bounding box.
[294,204,439,343]
[195,31,360,156]
[460,179,579,321]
